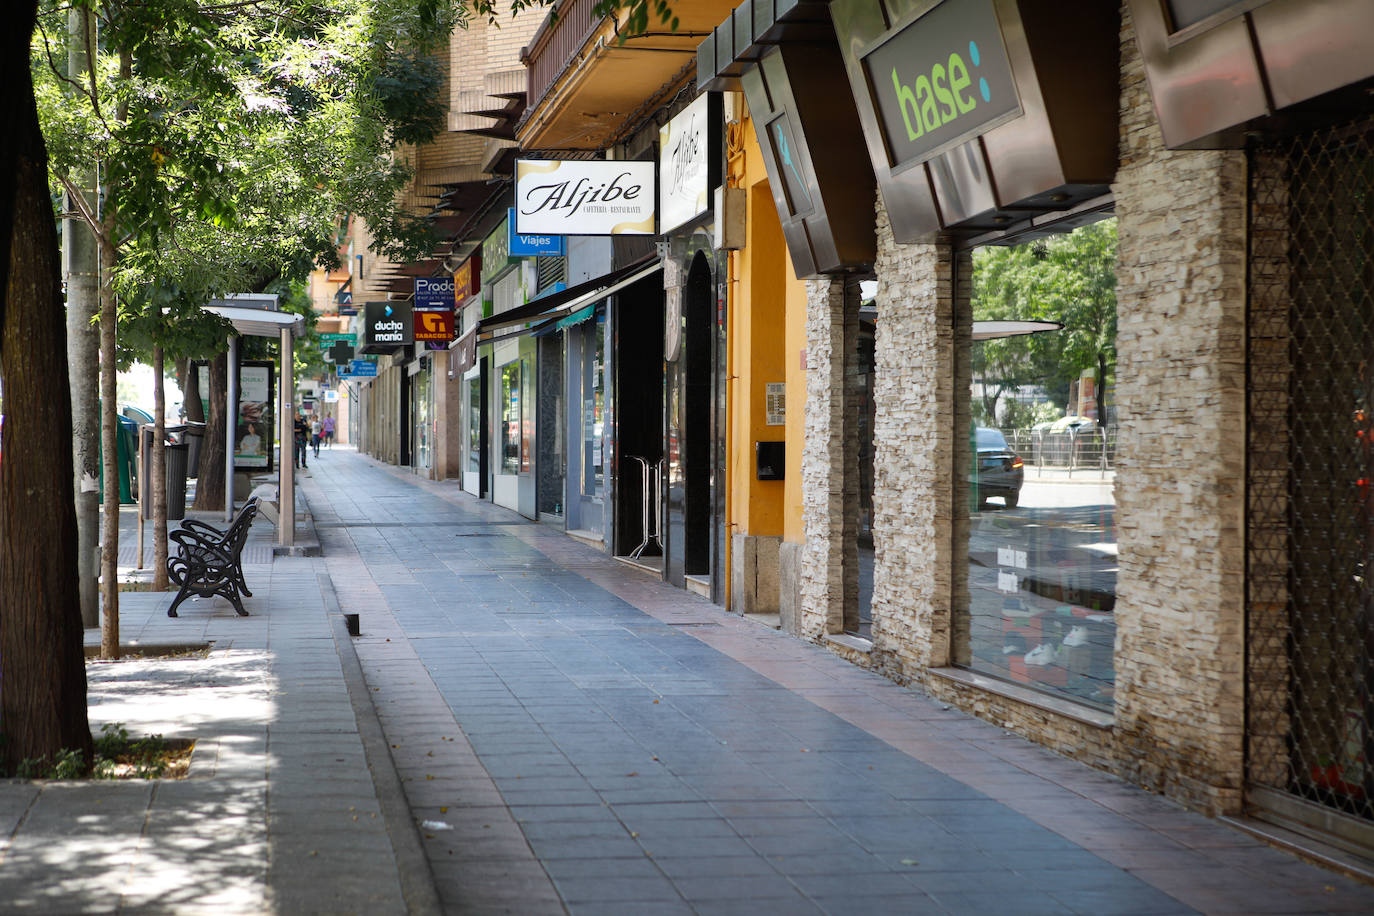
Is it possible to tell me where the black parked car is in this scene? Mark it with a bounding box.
[973,427,1024,508]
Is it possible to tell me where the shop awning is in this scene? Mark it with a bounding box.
[475,255,660,340]
[555,303,597,330]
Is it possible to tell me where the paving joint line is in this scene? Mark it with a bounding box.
[321,571,442,916]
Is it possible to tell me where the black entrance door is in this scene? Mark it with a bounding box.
[665,253,714,587]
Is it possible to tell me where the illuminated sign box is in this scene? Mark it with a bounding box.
[514,160,656,236]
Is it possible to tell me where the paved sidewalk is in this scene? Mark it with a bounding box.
[303,448,1374,916]
[7,446,1374,914]
[0,485,412,915]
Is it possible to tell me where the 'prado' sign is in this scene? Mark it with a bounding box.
[514,159,656,236]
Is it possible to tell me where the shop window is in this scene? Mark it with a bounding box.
[520,356,533,474]
[961,219,1118,711]
[583,316,605,498]
[467,377,481,474]
[500,362,521,475]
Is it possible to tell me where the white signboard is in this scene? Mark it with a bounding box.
[514,159,656,236]
[659,94,710,232]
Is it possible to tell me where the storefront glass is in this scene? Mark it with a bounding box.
[582,315,606,498]
[500,362,521,475]
[520,356,533,474]
[467,377,481,474]
[961,219,1118,711]
[412,361,432,471]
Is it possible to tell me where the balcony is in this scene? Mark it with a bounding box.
[518,0,737,149]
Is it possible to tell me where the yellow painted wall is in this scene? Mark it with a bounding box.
[726,98,808,551]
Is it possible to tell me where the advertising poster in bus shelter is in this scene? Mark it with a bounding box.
[198,359,276,472]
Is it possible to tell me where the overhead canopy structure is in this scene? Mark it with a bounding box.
[205,304,307,340]
[475,256,660,340]
[201,300,305,542]
[972,320,1063,340]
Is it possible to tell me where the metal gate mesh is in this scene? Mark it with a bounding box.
[1248,114,1374,827]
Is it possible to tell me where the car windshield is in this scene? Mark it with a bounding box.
[975,427,1009,451]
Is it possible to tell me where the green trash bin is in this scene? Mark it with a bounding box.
[98,415,139,505]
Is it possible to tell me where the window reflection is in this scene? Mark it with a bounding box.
[500,362,520,475]
[963,219,1118,710]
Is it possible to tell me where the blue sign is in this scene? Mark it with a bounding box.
[335,289,352,305]
[507,208,565,257]
[414,277,455,312]
[349,360,378,377]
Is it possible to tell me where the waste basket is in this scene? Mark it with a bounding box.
[165,442,189,520]
[140,426,189,520]
[100,414,138,504]
[184,421,206,477]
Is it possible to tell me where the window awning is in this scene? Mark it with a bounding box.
[475,255,660,340]
[555,303,598,330]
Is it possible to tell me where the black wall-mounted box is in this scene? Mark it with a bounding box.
[756,441,785,480]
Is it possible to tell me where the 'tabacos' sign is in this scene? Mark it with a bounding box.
[863,0,1020,170]
[507,209,565,256]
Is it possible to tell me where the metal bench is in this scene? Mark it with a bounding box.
[166,498,259,618]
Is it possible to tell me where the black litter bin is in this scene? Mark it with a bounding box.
[184,421,205,477]
[165,442,189,520]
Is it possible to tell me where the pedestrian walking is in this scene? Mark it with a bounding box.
[293,413,309,469]
[311,416,322,458]
[322,414,335,448]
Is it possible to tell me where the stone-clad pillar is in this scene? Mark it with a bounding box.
[799,276,853,638]
[1111,1,1248,814]
[868,196,959,678]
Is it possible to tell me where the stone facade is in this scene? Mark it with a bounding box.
[1109,1,1248,814]
[798,276,856,638]
[866,200,958,680]
[793,4,1253,818]
[731,533,780,615]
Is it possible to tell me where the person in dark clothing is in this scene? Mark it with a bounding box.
[293,414,310,469]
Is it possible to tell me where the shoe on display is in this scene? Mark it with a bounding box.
[1024,643,1058,667]
[1063,626,1089,647]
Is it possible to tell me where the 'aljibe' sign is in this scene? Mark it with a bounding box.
[514,159,656,236]
[659,94,710,232]
[862,0,1020,170]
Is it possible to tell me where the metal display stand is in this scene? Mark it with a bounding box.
[626,455,664,560]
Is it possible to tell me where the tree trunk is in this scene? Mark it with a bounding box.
[1097,350,1109,429]
[0,0,94,774]
[193,351,227,511]
[99,215,119,659]
[98,47,132,661]
[152,345,168,590]
[65,4,100,630]
[179,357,205,424]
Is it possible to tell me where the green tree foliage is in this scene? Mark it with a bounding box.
[971,218,1117,425]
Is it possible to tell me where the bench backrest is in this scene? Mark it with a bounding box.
[221,501,259,560]
[220,496,259,542]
